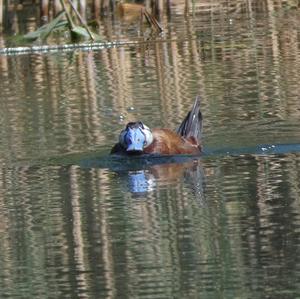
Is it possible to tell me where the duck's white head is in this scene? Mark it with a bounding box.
[119,122,153,153]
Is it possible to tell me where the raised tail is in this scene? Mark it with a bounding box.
[176,96,202,144]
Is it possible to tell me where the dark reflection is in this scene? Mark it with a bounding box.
[117,159,205,200]
[0,154,300,298]
[203,153,300,299]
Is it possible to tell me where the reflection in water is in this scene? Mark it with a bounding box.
[0,154,300,298]
[127,170,156,194]
[118,159,205,201]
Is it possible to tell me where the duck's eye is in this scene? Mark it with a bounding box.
[143,136,148,145]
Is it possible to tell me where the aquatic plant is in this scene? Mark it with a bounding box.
[22,0,100,43]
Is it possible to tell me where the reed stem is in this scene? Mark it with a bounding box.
[78,0,86,20]
[157,0,163,17]
[54,0,63,16]
[93,0,100,19]
[66,0,94,40]
[0,0,3,31]
[59,0,75,29]
[40,0,49,22]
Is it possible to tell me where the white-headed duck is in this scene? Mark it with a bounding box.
[111,96,202,156]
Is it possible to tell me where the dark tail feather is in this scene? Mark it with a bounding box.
[176,96,202,143]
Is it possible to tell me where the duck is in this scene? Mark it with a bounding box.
[110,96,202,156]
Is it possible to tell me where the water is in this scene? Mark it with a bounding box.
[1,3,300,298]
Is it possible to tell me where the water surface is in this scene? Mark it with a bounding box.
[1,3,300,299]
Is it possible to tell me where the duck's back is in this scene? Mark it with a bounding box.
[143,129,201,155]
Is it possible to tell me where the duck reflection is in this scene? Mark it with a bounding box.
[127,170,156,194]
[121,159,205,200]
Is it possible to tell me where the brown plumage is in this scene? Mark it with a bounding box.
[111,96,202,156]
[142,129,201,155]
